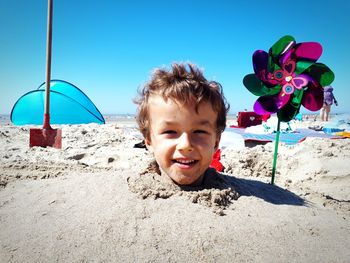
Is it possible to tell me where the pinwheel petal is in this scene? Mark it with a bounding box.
[254,99,273,115]
[280,49,293,65]
[304,63,335,87]
[243,74,281,96]
[295,61,314,75]
[277,89,304,122]
[269,35,295,65]
[253,50,268,75]
[254,93,290,114]
[277,103,301,122]
[301,83,324,111]
[294,42,322,62]
[252,50,276,85]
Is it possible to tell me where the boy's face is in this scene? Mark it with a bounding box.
[145,95,220,185]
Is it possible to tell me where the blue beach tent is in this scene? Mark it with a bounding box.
[11,80,105,125]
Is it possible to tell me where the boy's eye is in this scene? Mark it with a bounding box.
[162,130,177,134]
[194,130,209,134]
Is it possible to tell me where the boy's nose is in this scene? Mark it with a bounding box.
[176,133,193,152]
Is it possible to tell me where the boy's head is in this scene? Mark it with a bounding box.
[135,63,229,185]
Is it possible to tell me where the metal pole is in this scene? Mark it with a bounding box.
[44,0,53,129]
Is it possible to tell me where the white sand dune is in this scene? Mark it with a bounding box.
[0,119,349,262]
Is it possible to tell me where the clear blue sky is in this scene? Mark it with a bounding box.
[1,0,349,115]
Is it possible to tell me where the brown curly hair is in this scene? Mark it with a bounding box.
[134,63,230,140]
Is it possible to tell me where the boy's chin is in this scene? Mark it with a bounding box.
[159,167,206,186]
[169,173,205,186]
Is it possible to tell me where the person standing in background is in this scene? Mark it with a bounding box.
[320,85,338,121]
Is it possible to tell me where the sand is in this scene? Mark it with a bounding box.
[0,117,350,262]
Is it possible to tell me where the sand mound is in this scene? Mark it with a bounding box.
[128,168,240,215]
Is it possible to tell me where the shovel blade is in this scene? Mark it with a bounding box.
[30,128,62,149]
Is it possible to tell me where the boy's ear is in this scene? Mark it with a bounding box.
[214,133,221,151]
[145,138,154,153]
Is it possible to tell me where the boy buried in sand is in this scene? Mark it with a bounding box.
[134,63,229,186]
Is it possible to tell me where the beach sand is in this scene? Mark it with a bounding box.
[0,117,349,262]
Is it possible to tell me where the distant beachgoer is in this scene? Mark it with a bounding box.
[320,85,338,121]
[134,63,229,186]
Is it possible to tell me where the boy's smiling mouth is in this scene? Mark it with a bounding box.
[172,158,198,168]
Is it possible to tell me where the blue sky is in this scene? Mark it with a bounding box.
[1,0,349,115]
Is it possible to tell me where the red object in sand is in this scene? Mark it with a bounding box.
[261,114,271,122]
[30,114,62,148]
[210,149,223,172]
[237,111,263,128]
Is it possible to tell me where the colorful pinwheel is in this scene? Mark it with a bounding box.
[243,35,335,122]
[243,35,335,184]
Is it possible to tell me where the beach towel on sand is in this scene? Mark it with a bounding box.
[227,127,343,146]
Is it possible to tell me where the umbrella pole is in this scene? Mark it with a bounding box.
[271,117,281,185]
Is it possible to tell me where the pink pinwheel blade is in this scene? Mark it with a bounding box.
[254,100,271,115]
[294,42,322,62]
[254,93,290,114]
[302,83,324,111]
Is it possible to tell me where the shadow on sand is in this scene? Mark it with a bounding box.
[226,175,305,206]
[179,169,306,207]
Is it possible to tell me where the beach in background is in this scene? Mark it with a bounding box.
[0,115,349,262]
